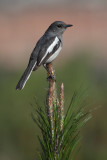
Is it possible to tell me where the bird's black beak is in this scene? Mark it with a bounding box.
[65,24,73,28]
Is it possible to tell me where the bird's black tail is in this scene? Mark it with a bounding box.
[16,61,37,90]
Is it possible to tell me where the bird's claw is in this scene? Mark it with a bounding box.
[47,74,56,81]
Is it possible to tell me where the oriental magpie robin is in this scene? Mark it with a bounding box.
[16,21,73,90]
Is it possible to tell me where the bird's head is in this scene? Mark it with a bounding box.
[46,21,73,36]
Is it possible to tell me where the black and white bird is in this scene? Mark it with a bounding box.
[16,21,73,90]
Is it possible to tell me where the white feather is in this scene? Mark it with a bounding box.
[22,61,37,89]
[39,37,59,64]
[46,45,62,63]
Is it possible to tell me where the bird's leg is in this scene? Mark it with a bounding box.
[43,63,56,80]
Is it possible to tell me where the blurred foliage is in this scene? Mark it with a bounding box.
[0,51,107,160]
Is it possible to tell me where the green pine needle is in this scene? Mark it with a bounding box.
[32,89,91,160]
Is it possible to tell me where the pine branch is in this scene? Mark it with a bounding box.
[32,63,91,160]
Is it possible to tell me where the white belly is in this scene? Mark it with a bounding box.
[46,45,62,63]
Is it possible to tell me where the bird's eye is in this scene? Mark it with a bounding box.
[57,24,62,28]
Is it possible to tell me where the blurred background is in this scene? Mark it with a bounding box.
[0,0,107,160]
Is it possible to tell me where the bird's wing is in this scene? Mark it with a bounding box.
[27,38,42,66]
[37,36,61,66]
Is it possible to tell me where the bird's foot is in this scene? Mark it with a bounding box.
[47,74,56,81]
